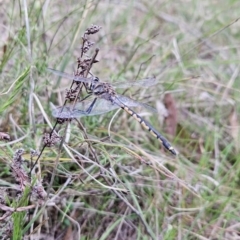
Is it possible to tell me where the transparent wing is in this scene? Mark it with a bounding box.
[51,100,120,119]
[114,94,157,113]
[47,68,92,84]
[75,94,157,114]
[51,106,88,119]
[48,68,157,89]
[77,99,121,115]
[112,77,157,89]
[51,95,156,119]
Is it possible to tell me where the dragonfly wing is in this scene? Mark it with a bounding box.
[52,106,87,119]
[51,95,155,119]
[112,77,157,89]
[114,94,157,113]
[47,68,92,84]
[51,98,121,119]
[75,98,120,115]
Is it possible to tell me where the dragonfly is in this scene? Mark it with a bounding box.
[48,68,177,155]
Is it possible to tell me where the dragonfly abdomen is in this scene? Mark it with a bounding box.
[121,105,177,155]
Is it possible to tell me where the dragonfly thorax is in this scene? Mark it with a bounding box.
[92,82,116,98]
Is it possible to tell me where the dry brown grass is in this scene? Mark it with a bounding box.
[0,1,240,239]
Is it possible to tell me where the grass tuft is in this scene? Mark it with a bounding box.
[0,1,240,239]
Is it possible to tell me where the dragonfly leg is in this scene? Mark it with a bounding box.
[86,98,97,114]
[79,94,93,103]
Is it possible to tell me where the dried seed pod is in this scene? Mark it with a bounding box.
[32,182,47,202]
[13,148,25,166]
[85,24,101,35]
[65,88,78,101]
[11,148,30,192]
[43,133,62,147]
[77,58,91,70]
[82,40,94,53]
[30,148,39,158]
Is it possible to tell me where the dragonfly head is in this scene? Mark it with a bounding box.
[90,77,99,91]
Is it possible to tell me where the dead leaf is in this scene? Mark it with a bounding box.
[63,225,74,240]
[163,93,177,137]
[229,106,240,152]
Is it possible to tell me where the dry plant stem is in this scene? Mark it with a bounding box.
[26,125,70,236]
[114,207,130,240]
[49,175,72,202]
[48,16,68,52]
[0,204,36,213]
[72,139,155,238]
[29,204,39,240]
[27,28,101,236]
[89,168,148,233]
[135,54,156,81]
[69,49,100,161]
[81,34,87,59]
[72,48,99,110]
[50,47,99,150]
[31,33,89,172]
[30,139,49,174]
[49,121,59,137]
[85,48,99,77]
[110,186,155,239]
[46,123,69,197]
[0,211,11,221]
[30,120,60,174]
[54,204,81,239]
[31,87,73,172]
[75,119,99,164]
[31,30,100,173]
[30,220,49,239]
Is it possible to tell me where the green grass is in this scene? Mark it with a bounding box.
[1,0,240,239]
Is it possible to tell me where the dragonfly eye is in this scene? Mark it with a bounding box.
[93,77,99,83]
[89,77,99,91]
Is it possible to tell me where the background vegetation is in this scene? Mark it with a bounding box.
[1,0,240,239]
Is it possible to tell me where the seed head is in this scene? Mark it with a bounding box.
[85,24,101,35]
